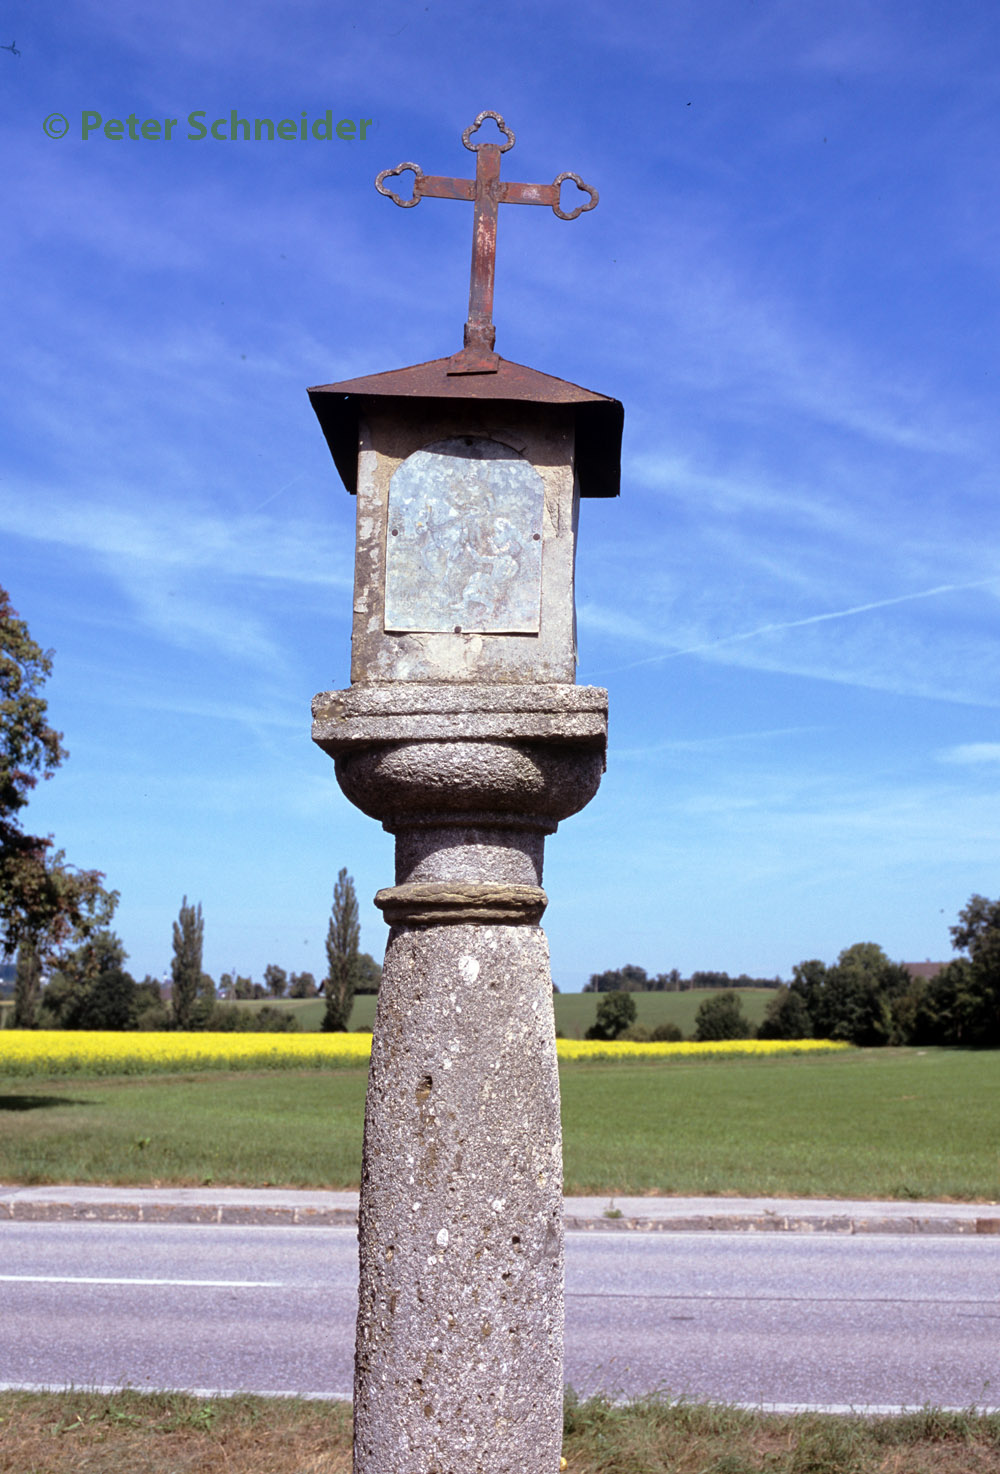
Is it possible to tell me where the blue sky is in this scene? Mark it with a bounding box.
[3,0,998,990]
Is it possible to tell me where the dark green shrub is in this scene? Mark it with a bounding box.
[585,989,637,1041]
[619,1024,650,1042]
[693,990,749,1042]
[207,1004,300,1032]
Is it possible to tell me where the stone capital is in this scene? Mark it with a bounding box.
[313,682,607,923]
[312,681,608,750]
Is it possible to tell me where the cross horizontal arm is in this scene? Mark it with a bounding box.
[417,175,476,202]
[416,175,560,208]
[501,180,560,207]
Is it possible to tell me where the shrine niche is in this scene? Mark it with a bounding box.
[383,436,545,636]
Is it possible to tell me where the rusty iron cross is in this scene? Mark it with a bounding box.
[376,110,598,374]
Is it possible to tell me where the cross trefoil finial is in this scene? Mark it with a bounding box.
[376,110,598,374]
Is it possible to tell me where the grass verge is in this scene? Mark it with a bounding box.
[1,1390,999,1474]
[1,1048,997,1199]
[0,1390,351,1474]
[563,1391,1000,1474]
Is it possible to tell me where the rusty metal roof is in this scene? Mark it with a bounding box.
[308,354,623,498]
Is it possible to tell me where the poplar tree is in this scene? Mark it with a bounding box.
[171,896,204,1030]
[322,868,360,1032]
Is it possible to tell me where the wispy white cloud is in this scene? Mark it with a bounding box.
[104,686,304,733]
[0,485,353,665]
[580,575,1000,710]
[618,760,1000,873]
[577,601,677,651]
[614,725,823,760]
[938,743,1000,765]
[615,578,1000,673]
[0,487,352,589]
[626,451,857,536]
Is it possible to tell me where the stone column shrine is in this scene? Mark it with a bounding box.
[309,112,623,1474]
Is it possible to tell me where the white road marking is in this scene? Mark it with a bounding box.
[0,1380,353,1400]
[0,1275,288,1288]
[0,1382,995,1415]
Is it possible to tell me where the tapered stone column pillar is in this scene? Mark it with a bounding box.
[312,684,606,1472]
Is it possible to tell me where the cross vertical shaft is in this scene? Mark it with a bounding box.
[468,143,501,352]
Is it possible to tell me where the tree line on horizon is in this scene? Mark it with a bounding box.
[585,914,1000,1050]
[583,963,784,993]
[4,878,382,1034]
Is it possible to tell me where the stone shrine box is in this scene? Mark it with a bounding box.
[308,354,623,685]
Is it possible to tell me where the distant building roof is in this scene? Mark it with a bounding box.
[902,961,948,981]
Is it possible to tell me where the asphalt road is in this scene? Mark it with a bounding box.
[1,1221,998,1410]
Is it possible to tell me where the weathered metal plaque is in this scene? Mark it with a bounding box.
[384,436,544,634]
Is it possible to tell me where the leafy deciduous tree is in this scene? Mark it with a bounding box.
[11,938,41,1028]
[910,897,1000,1047]
[584,989,637,1041]
[757,985,812,1040]
[39,929,137,1030]
[693,990,749,1042]
[354,951,381,994]
[792,943,910,1046]
[948,895,1000,1046]
[263,963,287,998]
[134,977,170,1030]
[0,585,117,961]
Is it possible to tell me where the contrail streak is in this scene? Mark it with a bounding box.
[612,577,1000,674]
[249,472,305,514]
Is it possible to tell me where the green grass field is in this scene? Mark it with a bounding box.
[2,1047,997,1200]
[1,987,775,1036]
[553,987,774,1037]
[227,987,776,1036]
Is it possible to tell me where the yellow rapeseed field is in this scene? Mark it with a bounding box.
[0,1030,849,1077]
[555,1037,849,1062]
[0,1030,374,1077]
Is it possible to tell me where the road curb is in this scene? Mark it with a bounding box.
[3,1190,999,1235]
[564,1212,1000,1236]
[0,1201,360,1227]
